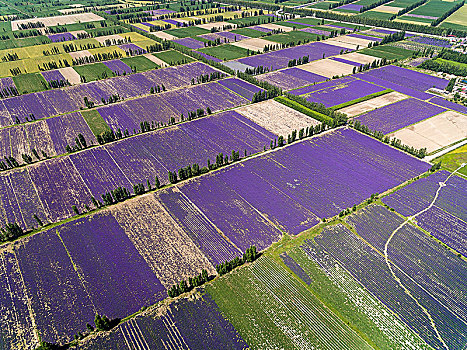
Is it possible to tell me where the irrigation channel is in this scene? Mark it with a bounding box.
[384,163,466,350]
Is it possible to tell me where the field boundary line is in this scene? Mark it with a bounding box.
[383,163,466,350]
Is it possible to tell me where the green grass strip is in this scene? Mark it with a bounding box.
[274,96,333,123]
[331,89,392,110]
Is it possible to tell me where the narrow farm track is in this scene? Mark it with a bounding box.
[384,164,466,350]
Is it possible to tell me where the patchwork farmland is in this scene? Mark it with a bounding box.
[0,0,465,349]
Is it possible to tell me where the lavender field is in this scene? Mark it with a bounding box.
[256,67,327,90]
[355,98,446,133]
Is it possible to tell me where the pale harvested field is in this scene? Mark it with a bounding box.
[323,38,359,50]
[112,195,215,289]
[334,35,374,47]
[197,21,235,30]
[58,67,81,85]
[299,58,355,77]
[374,5,400,13]
[260,23,294,32]
[236,99,320,136]
[389,110,467,153]
[143,53,169,67]
[58,8,85,14]
[341,91,407,116]
[341,52,380,64]
[152,31,177,41]
[12,13,103,30]
[95,34,125,45]
[68,50,93,59]
[231,38,273,52]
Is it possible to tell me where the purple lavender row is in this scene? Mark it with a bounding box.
[47,32,76,42]
[0,62,220,127]
[103,59,132,75]
[355,98,446,134]
[280,252,313,285]
[288,76,356,96]
[315,224,466,350]
[304,79,386,108]
[348,33,383,42]
[217,77,264,100]
[256,67,327,90]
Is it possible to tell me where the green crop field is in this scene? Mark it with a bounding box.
[165,26,210,38]
[198,44,249,60]
[390,0,421,7]
[440,3,467,30]
[309,1,335,9]
[206,256,374,349]
[82,110,111,136]
[433,143,467,177]
[73,63,114,82]
[294,18,329,25]
[12,73,47,94]
[231,28,265,38]
[361,44,415,59]
[359,11,395,19]
[153,50,195,64]
[227,15,277,25]
[264,31,318,44]
[121,56,159,72]
[409,0,462,16]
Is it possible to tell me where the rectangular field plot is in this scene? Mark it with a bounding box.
[237,41,349,71]
[58,213,166,319]
[295,78,387,108]
[354,98,446,133]
[389,110,467,153]
[235,99,320,136]
[97,80,248,133]
[256,66,327,90]
[206,256,373,349]
[357,65,449,99]
[0,62,221,127]
[177,129,430,246]
[382,170,467,221]
[313,221,467,350]
[286,243,430,349]
[72,295,248,349]
[339,91,407,117]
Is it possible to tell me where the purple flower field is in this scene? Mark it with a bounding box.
[0,62,220,127]
[250,25,273,32]
[216,31,249,41]
[176,129,429,248]
[289,76,356,96]
[359,65,449,93]
[348,33,383,42]
[382,170,467,221]
[41,69,66,83]
[314,223,466,350]
[300,27,332,36]
[98,80,248,132]
[355,98,446,133]
[59,213,166,319]
[47,32,76,42]
[193,50,222,62]
[428,96,467,114]
[410,36,452,48]
[217,77,264,100]
[238,42,350,71]
[103,59,132,75]
[118,43,147,55]
[162,19,186,26]
[303,79,386,107]
[280,252,313,285]
[337,3,363,10]
[256,67,327,90]
[173,37,205,49]
[330,56,361,66]
[0,77,16,90]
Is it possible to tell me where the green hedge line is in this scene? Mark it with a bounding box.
[275,96,333,124]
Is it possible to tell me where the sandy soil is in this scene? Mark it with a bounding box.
[59,67,81,85]
[333,35,374,47]
[231,38,273,52]
[197,21,236,30]
[236,99,320,136]
[389,110,467,153]
[341,52,380,64]
[143,53,169,67]
[299,58,355,77]
[95,34,125,45]
[323,38,359,50]
[68,50,93,59]
[12,13,103,30]
[260,23,294,32]
[341,91,407,117]
[152,31,177,41]
[374,5,401,13]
